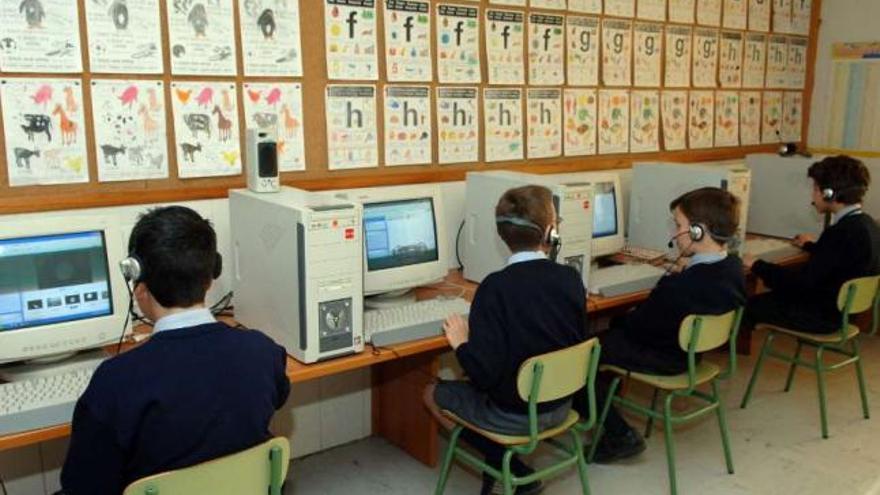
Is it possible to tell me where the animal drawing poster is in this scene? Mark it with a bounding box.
[526,88,562,159]
[384,1,432,82]
[766,35,788,88]
[483,88,523,162]
[739,90,761,145]
[630,90,659,153]
[786,36,808,89]
[0,0,82,73]
[781,91,803,142]
[528,14,565,86]
[719,31,743,87]
[665,26,692,87]
[243,82,306,172]
[384,86,432,166]
[692,28,719,87]
[85,0,163,74]
[772,0,791,34]
[0,78,88,186]
[485,10,525,85]
[489,0,525,5]
[563,88,597,156]
[166,0,237,75]
[91,80,169,182]
[661,90,688,150]
[602,19,633,86]
[531,0,566,9]
[748,0,770,31]
[566,16,600,87]
[436,87,479,164]
[170,82,241,178]
[637,0,667,21]
[761,90,782,143]
[791,0,811,35]
[722,0,747,29]
[743,33,767,88]
[324,0,378,80]
[696,0,721,26]
[688,90,714,148]
[239,0,303,77]
[598,90,630,155]
[714,91,739,146]
[605,0,636,18]
[634,22,663,87]
[669,0,695,24]
[569,0,602,13]
[325,85,378,169]
[436,4,481,84]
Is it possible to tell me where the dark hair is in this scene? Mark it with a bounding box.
[128,206,218,308]
[495,185,554,252]
[669,187,740,244]
[808,155,871,204]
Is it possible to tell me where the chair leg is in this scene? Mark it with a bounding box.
[815,346,830,439]
[644,388,660,439]
[711,380,735,475]
[501,450,515,495]
[852,338,871,419]
[740,332,775,409]
[663,394,678,495]
[434,426,462,495]
[570,430,591,495]
[784,340,803,392]
[588,377,621,463]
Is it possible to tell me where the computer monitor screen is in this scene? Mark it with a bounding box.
[592,182,618,238]
[0,231,113,332]
[364,198,439,272]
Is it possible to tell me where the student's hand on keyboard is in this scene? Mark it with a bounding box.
[792,234,814,248]
[443,313,469,350]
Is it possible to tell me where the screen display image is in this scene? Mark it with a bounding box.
[363,198,439,272]
[0,231,113,332]
[592,182,619,238]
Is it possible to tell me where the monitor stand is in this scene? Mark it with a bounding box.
[0,349,108,383]
[364,289,418,310]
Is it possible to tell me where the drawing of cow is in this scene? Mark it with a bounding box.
[13,148,39,169]
[183,113,211,139]
[21,114,51,142]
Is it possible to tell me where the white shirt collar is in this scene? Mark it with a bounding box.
[153,308,216,333]
[507,250,547,266]
[686,251,728,269]
[831,204,863,225]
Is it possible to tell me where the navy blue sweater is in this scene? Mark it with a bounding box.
[60,322,290,495]
[456,259,588,413]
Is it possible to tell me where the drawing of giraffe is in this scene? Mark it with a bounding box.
[212,105,232,142]
[280,104,299,138]
[52,104,77,145]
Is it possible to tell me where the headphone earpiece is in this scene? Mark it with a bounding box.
[822,187,835,201]
[496,215,560,249]
[119,252,222,284]
[689,224,705,242]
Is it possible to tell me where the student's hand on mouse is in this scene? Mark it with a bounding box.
[742,254,757,270]
[792,234,814,248]
[443,313,469,350]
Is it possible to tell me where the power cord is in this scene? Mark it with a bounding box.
[116,283,135,355]
[455,219,465,271]
[1,473,8,495]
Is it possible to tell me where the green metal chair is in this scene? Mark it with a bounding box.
[123,437,290,495]
[434,338,601,495]
[871,281,880,336]
[741,275,880,438]
[589,308,744,495]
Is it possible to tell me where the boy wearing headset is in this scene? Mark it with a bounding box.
[60,206,290,495]
[581,187,746,463]
[743,155,880,333]
[423,185,588,495]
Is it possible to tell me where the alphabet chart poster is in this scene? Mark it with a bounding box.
[384,86,432,166]
[634,23,663,87]
[740,90,762,145]
[661,90,688,150]
[638,0,667,21]
[772,0,792,34]
[602,19,633,86]
[326,85,378,169]
[484,88,523,162]
[166,0,237,75]
[688,90,715,148]
[766,35,788,88]
[243,82,306,172]
[325,0,378,80]
[527,88,562,159]
[761,90,782,143]
[605,0,636,18]
[437,87,479,164]
[669,0,696,24]
[531,0,566,9]
[743,33,767,88]
[791,0,811,35]
[693,28,719,87]
[566,16,600,87]
[486,10,525,85]
[171,82,241,178]
[598,90,630,154]
[719,31,743,87]
[781,91,803,142]
[384,0,432,82]
[569,0,603,13]
[437,4,481,84]
[749,0,771,31]
[715,91,739,146]
[786,36,808,89]
[630,90,660,152]
[528,14,565,86]
[665,26,692,87]
[91,80,169,182]
[85,0,163,74]
[239,0,303,77]
[563,88,598,156]
[722,0,747,29]
[0,78,88,186]
[489,0,525,5]
[697,0,722,26]
[0,0,82,73]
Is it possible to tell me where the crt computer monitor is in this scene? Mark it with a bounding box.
[0,215,129,365]
[551,171,625,257]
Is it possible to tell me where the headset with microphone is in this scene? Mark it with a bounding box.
[495,215,562,261]
[667,223,735,248]
[119,252,223,284]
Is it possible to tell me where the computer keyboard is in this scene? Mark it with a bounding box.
[365,297,471,347]
[743,238,803,262]
[0,366,95,436]
[589,264,666,297]
[621,245,668,262]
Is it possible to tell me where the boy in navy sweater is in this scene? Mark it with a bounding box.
[60,206,290,495]
[581,188,746,462]
[423,185,588,495]
[744,155,880,333]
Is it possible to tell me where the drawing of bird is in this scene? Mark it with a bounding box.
[31,85,52,107]
[175,88,192,104]
[195,87,213,107]
[247,89,261,103]
[221,150,239,166]
[265,88,282,106]
[119,86,139,108]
